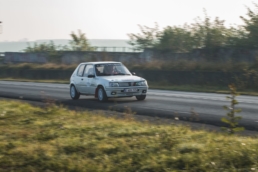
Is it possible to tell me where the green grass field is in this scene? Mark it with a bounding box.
[0,100,258,172]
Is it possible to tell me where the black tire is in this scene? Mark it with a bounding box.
[136,95,146,101]
[70,85,80,100]
[97,86,108,102]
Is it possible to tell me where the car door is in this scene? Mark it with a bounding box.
[75,64,86,93]
[81,64,95,94]
[87,65,97,95]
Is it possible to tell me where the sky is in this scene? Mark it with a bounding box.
[0,0,257,42]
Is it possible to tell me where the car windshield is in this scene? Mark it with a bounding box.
[95,63,131,76]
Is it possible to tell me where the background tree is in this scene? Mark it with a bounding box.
[156,24,194,52]
[191,10,231,50]
[127,23,160,51]
[24,41,64,63]
[128,12,234,52]
[23,30,93,62]
[24,41,60,53]
[222,26,246,48]
[69,30,93,51]
[239,3,258,48]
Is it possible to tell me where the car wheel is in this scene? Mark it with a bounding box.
[98,86,108,102]
[136,95,146,101]
[70,85,80,100]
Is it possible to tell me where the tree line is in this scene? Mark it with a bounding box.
[24,30,93,53]
[128,3,258,52]
[25,3,258,54]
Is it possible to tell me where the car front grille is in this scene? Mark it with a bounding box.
[119,82,135,87]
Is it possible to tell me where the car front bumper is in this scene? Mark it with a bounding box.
[105,86,148,97]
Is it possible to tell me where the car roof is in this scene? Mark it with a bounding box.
[80,61,122,65]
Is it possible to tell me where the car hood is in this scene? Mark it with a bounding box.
[98,75,145,82]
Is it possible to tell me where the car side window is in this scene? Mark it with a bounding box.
[83,65,94,77]
[95,65,104,76]
[77,64,85,77]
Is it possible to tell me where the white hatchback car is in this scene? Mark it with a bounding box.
[70,61,148,102]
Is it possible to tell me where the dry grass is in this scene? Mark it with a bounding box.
[2,59,258,72]
[127,59,256,72]
[0,63,76,70]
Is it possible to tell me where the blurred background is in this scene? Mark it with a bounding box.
[1,0,258,93]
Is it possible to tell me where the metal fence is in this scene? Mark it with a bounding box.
[91,47,142,52]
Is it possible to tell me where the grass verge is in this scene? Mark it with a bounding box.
[0,100,258,171]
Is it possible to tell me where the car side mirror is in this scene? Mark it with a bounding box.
[132,72,136,75]
[88,74,95,78]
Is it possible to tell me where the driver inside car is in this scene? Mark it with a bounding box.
[104,65,118,75]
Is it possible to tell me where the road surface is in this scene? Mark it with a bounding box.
[0,81,258,131]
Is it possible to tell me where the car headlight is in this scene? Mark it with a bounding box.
[135,81,147,86]
[109,82,119,87]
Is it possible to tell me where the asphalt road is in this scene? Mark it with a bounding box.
[0,81,258,131]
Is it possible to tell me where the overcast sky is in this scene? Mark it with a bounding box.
[0,0,256,42]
